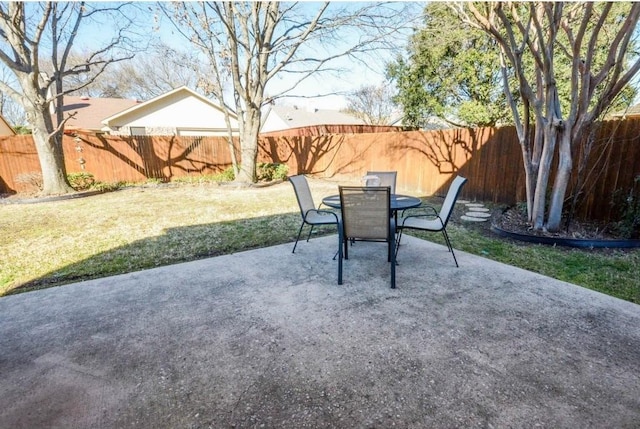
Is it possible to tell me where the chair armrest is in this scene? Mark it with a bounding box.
[400,204,438,218]
[400,210,445,230]
[304,208,340,222]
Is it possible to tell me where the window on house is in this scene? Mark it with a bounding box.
[130,127,146,136]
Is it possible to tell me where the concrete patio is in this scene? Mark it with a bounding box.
[1,235,639,428]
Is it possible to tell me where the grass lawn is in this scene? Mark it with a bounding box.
[1,178,638,304]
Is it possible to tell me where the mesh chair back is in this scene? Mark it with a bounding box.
[438,176,468,226]
[339,186,390,240]
[366,171,397,194]
[289,175,316,216]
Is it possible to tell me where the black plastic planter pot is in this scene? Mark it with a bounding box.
[491,225,640,249]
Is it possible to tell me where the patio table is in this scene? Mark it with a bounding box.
[321,193,422,213]
[322,193,422,227]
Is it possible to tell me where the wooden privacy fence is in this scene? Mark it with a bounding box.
[259,126,527,202]
[259,119,640,222]
[2,119,640,222]
[0,133,236,192]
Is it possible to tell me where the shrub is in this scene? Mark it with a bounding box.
[91,182,121,192]
[214,167,236,182]
[171,164,288,184]
[257,163,289,181]
[611,175,640,239]
[67,172,122,193]
[67,172,96,191]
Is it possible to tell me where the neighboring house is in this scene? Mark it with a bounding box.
[59,95,142,133]
[421,116,451,130]
[0,114,15,136]
[261,105,365,133]
[101,86,239,136]
[388,111,453,130]
[388,113,405,127]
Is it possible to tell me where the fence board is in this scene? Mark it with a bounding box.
[0,135,42,193]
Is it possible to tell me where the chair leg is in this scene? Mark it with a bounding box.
[333,225,342,260]
[395,228,404,258]
[338,228,343,285]
[343,235,349,259]
[306,225,314,242]
[292,221,306,253]
[441,228,459,267]
[390,236,396,289]
[397,227,404,245]
[441,229,452,252]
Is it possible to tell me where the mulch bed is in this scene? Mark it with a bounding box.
[493,206,622,240]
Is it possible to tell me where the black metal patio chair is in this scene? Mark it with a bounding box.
[289,174,341,253]
[339,185,396,288]
[397,176,467,267]
[365,171,397,194]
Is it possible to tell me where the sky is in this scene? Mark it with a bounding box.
[144,2,422,111]
[151,13,383,110]
[0,1,422,125]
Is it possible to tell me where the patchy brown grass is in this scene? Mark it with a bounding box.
[0,179,339,295]
[1,178,638,304]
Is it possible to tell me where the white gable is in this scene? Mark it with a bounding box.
[103,87,238,136]
[111,95,226,127]
[261,107,291,133]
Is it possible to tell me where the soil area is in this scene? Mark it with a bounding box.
[488,204,626,241]
[429,196,630,242]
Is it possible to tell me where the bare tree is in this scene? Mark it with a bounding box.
[161,2,416,183]
[0,68,25,128]
[65,42,209,100]
[344,84,398,125]
[452,2,640,231]
[0,2,140,195]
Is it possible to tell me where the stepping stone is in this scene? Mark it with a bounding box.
[468,207,490,212]
[461,215,488,222]
[465,203,485,207]
[464,211,492,218]
[457,200,471,204]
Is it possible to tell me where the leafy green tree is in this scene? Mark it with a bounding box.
[453,2,640,231]
[387,3,508,128]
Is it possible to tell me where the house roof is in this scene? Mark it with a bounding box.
[610,103,640,119]
[101,86,237,127]
[60,96,141,131]
[263,105,365,131]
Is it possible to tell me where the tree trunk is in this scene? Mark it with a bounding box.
[547,133,573,231]
[531,122,557,229]
[234,106,262,183]
[520,143,536,222]
[236,145,257,183]
[29,105,74,195]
